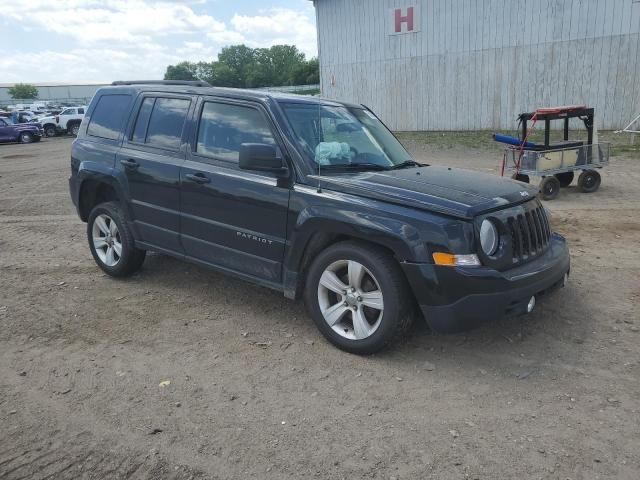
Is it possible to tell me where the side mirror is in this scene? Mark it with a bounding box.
[239,143,287,174]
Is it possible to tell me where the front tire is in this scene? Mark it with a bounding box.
[19,132,34,144]
[304,241,413,354]
[539,176,560,200]
[87,202,145,277]
[511,173,530,184]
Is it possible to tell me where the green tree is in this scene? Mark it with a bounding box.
[164,62,198,81]
[290,58,320,85]
[8,83,39,99]
[266,45,306,85]
[163,44,319,88]
[217,45,257,87]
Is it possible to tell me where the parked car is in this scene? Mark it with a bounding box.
[9,111,38,124]
[69,81,570,354]
[0,117,43,143]
[37,106,87,137]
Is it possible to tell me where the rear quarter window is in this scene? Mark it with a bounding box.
[87,94,132,140]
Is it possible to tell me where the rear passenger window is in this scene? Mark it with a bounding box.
[196,102,275,162]
[144,98,190,149]
[87,94,132,140]
[131,97,155,144]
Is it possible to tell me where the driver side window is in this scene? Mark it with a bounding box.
[196,101,276,163]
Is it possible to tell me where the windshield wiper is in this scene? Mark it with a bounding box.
[388,160,422,170]
[321,163,390,171]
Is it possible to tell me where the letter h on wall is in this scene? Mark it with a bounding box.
[394,7,414,33]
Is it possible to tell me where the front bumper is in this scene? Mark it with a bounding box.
[402,233,570,333]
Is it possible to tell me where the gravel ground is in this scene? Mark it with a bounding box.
[1,136,639,479]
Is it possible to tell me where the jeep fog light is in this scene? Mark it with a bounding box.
[433,252,481,266]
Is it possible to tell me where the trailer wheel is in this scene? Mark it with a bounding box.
[578,170,601,193]
[511,173,530,183]
[540,176,560,201]
[555,171,574,187]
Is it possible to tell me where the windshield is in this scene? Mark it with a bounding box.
[280,103,413,170]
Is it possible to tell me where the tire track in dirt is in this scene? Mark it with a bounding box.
[0,430,208,480]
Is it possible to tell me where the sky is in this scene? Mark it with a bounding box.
[0,0,318,83]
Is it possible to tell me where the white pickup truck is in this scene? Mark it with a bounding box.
[37,106,87,137]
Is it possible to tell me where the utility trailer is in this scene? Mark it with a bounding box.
[495,106,609,200]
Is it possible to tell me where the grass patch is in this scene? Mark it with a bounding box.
[394,130,639,157]
[395,131,497,150]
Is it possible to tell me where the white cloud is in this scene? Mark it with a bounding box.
[231,8,318,58]
[0,1,317,82]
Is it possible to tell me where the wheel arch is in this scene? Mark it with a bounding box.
[78,176,123,222]
[283,214,419,300]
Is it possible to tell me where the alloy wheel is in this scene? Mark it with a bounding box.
[92,214,122,266]
[317,259,384,340]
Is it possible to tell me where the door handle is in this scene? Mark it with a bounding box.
[120,159,139,169]
[184,173,210,184]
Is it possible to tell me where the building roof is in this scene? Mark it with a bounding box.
[0,82,109,88]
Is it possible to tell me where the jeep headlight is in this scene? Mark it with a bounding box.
[480,219,499,256]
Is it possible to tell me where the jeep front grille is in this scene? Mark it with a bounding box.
[506,204,552,262]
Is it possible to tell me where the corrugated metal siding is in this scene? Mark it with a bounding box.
[0,84,105,102]
[315,0,640,130]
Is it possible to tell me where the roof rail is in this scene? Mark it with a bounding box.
[111,80,212,87]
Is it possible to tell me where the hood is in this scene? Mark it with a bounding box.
[312,166,539,219]
[14,122,42,130]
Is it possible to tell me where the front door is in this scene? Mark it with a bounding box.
[116,94,193,254]
[0,118,11,141]
[180,98,290,284]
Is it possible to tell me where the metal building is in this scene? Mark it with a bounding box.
[0,82,107,106]
[312,0,640,131]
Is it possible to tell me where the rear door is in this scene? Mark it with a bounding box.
[179,97,290,284]
[116,93,193,254]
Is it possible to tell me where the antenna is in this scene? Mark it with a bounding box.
[316,101,322,193]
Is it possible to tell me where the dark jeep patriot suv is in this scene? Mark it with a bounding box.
[69,80,570,354]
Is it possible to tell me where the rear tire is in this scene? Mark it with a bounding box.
[19,132,34,144]
[44,124,57,137]
[578,169,601,193]
[304,241,413,354]
[555,171,574,187]
[539,176,560,201]
[69,122,80,136]
[87,201,145,277]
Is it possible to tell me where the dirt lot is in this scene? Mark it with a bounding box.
[1,135,639,479]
